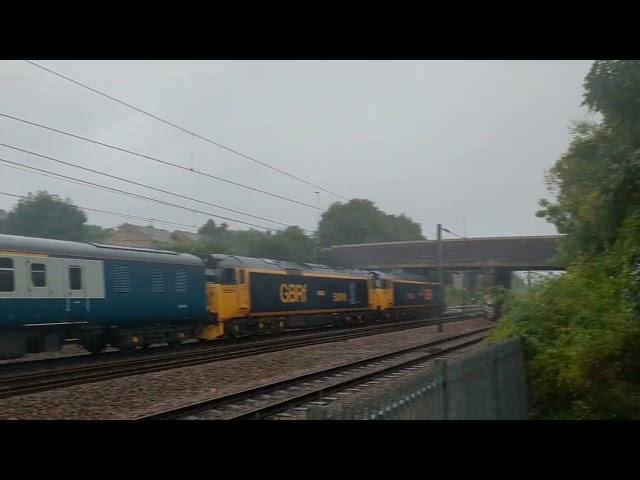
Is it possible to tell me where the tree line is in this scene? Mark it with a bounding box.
[0,193,424,263]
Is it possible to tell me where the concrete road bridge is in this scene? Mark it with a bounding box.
[327,235,564,290]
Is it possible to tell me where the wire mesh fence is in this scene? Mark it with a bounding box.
[307,337,526,420]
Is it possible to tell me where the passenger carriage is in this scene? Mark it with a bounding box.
[0,234,208,358]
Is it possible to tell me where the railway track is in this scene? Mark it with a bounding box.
[136,326,491,420]
[0,309,487,399]
[2,305,486,369]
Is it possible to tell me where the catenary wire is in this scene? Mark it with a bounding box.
[0,156,288,232]
[25,60,350,201]
[0,191,201,231]
[0,141,296,229]
[0,112,323,211]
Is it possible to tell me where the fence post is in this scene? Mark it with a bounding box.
[437,358,449,420]
[490,343,500,419]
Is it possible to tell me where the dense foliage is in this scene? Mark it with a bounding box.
[491,61,640,419]
[164,223,316,263]
[317,199,424,247]
[2,192,422,264]
[2,191,113,242]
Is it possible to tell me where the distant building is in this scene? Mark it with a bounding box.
[104,223,201,249]
[172,230,201,243]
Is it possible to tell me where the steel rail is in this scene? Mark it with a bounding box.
[0,311,487,399]
[137,327,491,420]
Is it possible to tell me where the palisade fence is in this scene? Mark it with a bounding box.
[307,337,527,420]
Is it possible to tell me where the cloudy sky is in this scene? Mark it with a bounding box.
[0,60,594,239]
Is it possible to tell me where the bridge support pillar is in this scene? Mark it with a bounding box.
[483,267,513,289]
[463,271,478,296]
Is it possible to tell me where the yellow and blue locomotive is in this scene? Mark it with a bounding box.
[200,254,443,339]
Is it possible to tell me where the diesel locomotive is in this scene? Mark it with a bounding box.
[0,233,443,359]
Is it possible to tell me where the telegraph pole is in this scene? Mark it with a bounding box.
[437,223,444,332]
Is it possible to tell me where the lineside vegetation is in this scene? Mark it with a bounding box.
[490,61,640,419]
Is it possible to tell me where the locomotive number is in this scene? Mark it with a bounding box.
[407,293,416,299]
[332,292,348,302]
[280,283,308,303]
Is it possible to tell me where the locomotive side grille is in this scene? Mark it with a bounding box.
[151,268,166,293]
[175,270,188,294]
[112,264,132,293]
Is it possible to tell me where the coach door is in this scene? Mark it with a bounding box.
[66,264,87,320]
[237,269,249,314]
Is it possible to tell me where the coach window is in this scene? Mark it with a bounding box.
[69,266,83,290]
[0,258,14,292]
[31,263,47,288]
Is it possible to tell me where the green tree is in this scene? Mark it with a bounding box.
[317,199,424,247]
[537,60,640,263]
[273,226,315,262]
[229,227,314,262]
[82,224,115,243]
[198,219,230,241]
[4,191,88,241]
[493,60,640,419]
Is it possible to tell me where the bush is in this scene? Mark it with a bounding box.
[490,216,640,419]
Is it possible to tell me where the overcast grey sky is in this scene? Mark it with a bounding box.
[0,60,594,239]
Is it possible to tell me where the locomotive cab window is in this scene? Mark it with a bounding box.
[69,266,83,290]
[238,270,245,284]
[0,257,14,292]
[31,263,47,287]
[220,268,236,285]
[205,269,218,283]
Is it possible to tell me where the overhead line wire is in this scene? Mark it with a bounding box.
[25,60,350,201]
[0,156,284,232]
[0,191,200,232]
[0,141,295,229]
[0,112,322,211]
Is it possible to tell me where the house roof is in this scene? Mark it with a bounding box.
[172,230,201,242]
[133,225,174,243]
[118,224,200,244]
